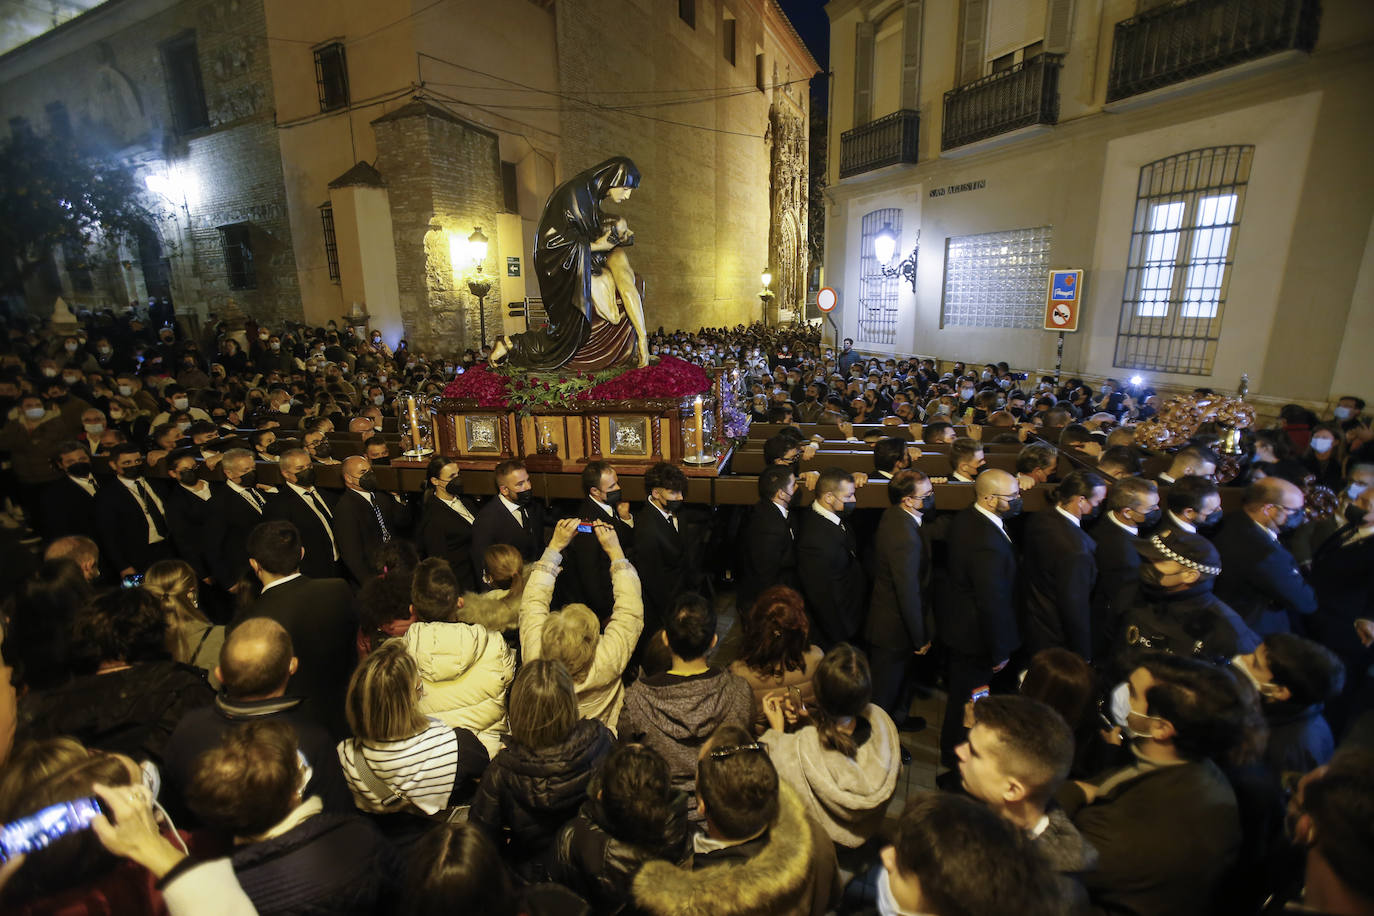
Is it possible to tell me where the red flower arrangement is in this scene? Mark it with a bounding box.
[442,356,709,408]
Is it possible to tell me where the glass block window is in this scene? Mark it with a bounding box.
[857,208,902,346]
[940,226,1051,328]
[1115,146,1252,375]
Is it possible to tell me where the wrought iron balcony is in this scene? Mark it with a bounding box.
[1107,0,1321,103]
[942,54,1063,151]
[839,109,920,179]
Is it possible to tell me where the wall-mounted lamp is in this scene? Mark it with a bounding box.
[874,223,919,294]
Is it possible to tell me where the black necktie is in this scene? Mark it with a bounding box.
[370,496,392,542]
[135,480,168,537]
[307,489,332,522]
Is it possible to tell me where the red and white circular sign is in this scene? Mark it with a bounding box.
[816,287,838,313]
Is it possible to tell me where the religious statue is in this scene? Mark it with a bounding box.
[489,156,650,371]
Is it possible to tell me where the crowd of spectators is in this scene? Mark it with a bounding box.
[0,302,1372,915]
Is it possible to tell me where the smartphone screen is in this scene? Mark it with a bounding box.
[121,574,144,588]
[576,522,594,534]
[970,685,990,703]
[0,797,103,862]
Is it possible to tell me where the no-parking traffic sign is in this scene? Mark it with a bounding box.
[1044,270,1083,332]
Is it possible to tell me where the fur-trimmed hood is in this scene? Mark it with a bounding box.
[457,586,522,632]
[632,783,830,916]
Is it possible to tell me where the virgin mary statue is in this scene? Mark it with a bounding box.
[488,156,649,371]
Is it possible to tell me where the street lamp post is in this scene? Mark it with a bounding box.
[760,267,774,326]
[453,226,492,348]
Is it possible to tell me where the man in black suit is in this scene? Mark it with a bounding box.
[633,461,699,645]
[208,448,274,590]
[1308,486,1374,734]
[1160,474,1224,537]
[1213,477,1317,637]
[1089,476,1160,661]
[470,458,546,578]
[865,468,936,739]
[265,447,340,580]
[334,455,410,584]
[233,520,357,739]
[96,442,176,578]
[164,447,217,582]
[938,468,1021,767]
[562,460,636,620]
[38,440,100,541]
[1021,470,1107,662]
[734,465,799,617]
[416,458,481,592]
[796,466,865,649]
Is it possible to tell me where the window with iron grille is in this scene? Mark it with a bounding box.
[314,42,349,112]
[1114,146,1252,375]
[857,208,902,346]
[320,206,340,283]
[940,226,1051,328]
[219,223,256,290]
[160,33,209,133]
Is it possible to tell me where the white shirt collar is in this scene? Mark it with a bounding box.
[591,496,615,517]
[1055,505,1081,528]
[653,500,675,523]
[902,505,924,527]
[440,492,474,520]
[773,499,789,519]
[953,471,976,483]
[1167,510,1195,534]
[499,493,523,518]
[1108,511,1138,536]
[811,501,841,525]
[974,502,1006,533]
[1253,516,1278,541]
[879,470,895,480]
[1159,473,1176,485]
[182,482,212,501]
[261,572,302,593]
[287,481,316,498]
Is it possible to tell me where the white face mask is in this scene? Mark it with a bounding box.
[1109,681,1156,739]
[1348,482,1369,501]
[24,406,45,420]
[83,423,104,435]
[1334,406,1353,421]
[1311,437,1334,454]
[172,397,189,411]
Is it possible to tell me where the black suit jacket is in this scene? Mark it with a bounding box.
[165,484,217,580]
[334,487,410,584]
[633,503,698,637]
[416,492,482,592]
[796,508,866,648]
[865,505,929,650]
[563,497,636,620]
[39,475,99,540]
[208,483,269,588]
[95,476,173,574]
[265,486,340,580]
[939,506,1019,664]
[1090,516,1143,660]
[1309,525,1374,658]
[233,575,357,739]
[1020,508,1098,660]
[470,496,546,576]
[1213,516,1316,636]
[734,499,798,615]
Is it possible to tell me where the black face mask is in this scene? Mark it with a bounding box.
[920,493,936,516]
[358,471,379,492]
[603,488,622,507]
[444,478,464,497]
[664,497,684,515]
[1345,504,1368,526]
[1082,502,1103,524]
[294,467,317,488]
[999,496,1023,519]
[68,461,92,478]
[837,499,857,519]
[1138,507,1163,530]
[788,459,802,476]
[239,470,258,489]
[1277,507,1305,532]
[313,441,332,459]
[513,489,533,507]
[119,464,144,480]
[1198,508,1223,530]
[370,456,391,466]
[177,469,199,487]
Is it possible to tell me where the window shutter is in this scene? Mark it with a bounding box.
[956,0,988,86]
[900,0,924,111]
[1044,0,1074,53]
[854,20,875,126]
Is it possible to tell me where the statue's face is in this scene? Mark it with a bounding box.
[608,186,632,203]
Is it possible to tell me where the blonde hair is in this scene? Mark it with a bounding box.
[345,639,430,742]
[540,603,599,681]
[482,544,525,601]
[144,558,211,662]
[507,659,579,750]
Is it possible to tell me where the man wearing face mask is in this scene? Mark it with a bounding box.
[938,469,1021,770]
[866,469,937,744]
[1160,474,1224,536]
[469,459,546,584]
[151,384,210,428]
[210,448,276,591]
[96,442,176,578]
[632,461,699,650]
[796,467,865,650]
[1212,478,1317,638]
[415,457,481,592]
[164,448,217,584]
[1061,654,1245,916]
[1307,483,1374,737]
[1089,477,1160,661]
[1119,529,1260,667]
[264,448,340,580]
[561,461,636,622]
[1021,471,1107,662]
[735,465,800,618]
[38,440,101,541]
[334,455,410,584]
[1234,634,1345,777]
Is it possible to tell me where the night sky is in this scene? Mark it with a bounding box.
[779,0,830,70]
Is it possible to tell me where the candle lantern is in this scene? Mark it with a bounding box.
[395,391,434,457]
[681,394,715,465]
